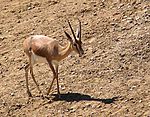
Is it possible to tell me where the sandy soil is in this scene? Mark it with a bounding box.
[0,0,150,116]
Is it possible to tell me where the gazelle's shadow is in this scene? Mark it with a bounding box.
[51,92,118,104]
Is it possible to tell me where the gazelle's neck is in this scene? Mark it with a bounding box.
[58,42,73,61]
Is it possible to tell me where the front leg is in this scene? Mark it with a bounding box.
[53,63,61,98]
[55,64,60,95]
[47,60,57,95]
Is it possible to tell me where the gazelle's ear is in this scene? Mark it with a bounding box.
[76,28,80,41]
[64,31,74,44]
[76,18,81,41]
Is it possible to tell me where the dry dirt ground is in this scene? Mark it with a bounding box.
[0,0,150,116]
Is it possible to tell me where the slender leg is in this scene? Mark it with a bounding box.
[47,60,57,95]
[55,65,60,94]
[25,63,32,97]
[47,77,55,95]
[29,65,42,94]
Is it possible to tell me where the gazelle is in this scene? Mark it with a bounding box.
[23,19,84,97]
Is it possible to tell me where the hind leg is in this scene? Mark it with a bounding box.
[25,63,32,97]
[29,64,42,95]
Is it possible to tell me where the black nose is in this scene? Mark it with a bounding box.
[82,50,84,55]
[81,49,84,55]
[79,51,84,57]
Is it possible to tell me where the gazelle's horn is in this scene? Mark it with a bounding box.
[67,20,77,42]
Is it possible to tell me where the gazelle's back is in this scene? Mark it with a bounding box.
[23,35,59,64]
[23,35,58,56]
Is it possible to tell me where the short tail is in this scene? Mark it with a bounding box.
[29,37,33,55]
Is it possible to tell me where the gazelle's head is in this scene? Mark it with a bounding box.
[64,19,84,57]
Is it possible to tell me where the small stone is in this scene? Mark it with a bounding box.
[17,20,20,23]
[132,86,136,88]
[84,22,88,25]
[11,93,14,96]
[89,37,96,43]
[61,87,65,90]
[0,36,6,40]
[93,13,97,16]
[124,100,127,102]
[27,7,32,10]
[70,107,76,113]
[91,112,94,115]
[139,100,142,103]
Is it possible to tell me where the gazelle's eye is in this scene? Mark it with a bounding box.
[73,43,77,46]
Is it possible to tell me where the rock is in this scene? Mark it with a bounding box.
[0,36,6,40]
[10,92,15,96]
[139,100,142,103]
[84,21,88,25]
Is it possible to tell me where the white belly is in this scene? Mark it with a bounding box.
[31,53,47,64]
[31,53,59,67]
[52,60,59,66]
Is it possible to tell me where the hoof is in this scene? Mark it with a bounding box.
[38,90,42,94]
[46,93,49,96]
[40,94,45,99]
[27,91,32,97]
[46,91,50,96]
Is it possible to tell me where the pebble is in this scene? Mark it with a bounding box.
[0,36,6,40]
[27,7,32,10]
[11,92,15,96]
[89,37,96,43]
[84,22,88,25]
[139,100,142,103]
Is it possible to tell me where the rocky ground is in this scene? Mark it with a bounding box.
[0,0,150,116]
